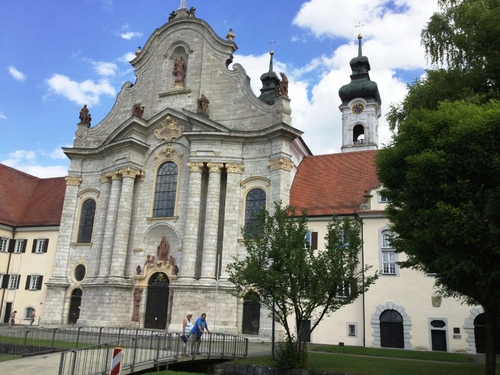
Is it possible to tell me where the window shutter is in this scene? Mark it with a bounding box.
[43,239,49,253]
[21,239,27,253]
[311,232,318,250]
[25,275,31,290]
[16,276,20,289]
[1,275,9,289]
[38,276,44,290]
[32,240,37,253]
[8,240,15,253]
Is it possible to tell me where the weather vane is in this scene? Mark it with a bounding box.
[355,22,364,37]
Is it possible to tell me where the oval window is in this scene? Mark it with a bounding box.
[74,264,86,282]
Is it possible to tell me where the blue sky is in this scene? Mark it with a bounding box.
[0,0,438,178]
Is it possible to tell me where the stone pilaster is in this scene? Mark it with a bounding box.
[110,167,143,278]
[99,171,122,277]
[200,162,224,280]
[44,175,81,325]
[268,157,294,207]
[220,163,244,280]
[181,162,204,279]
[91,174,112,277]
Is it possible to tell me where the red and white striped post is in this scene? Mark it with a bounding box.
[109,346,123,375]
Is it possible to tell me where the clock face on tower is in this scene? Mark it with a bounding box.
[352,103,364,114]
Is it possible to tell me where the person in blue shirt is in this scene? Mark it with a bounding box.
[190,313,210,354]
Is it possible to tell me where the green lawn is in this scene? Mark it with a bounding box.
[139,346,491,375]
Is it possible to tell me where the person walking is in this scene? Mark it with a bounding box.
[190,313,210,355]
[30,309,36,326]
[181,312,193,356]
[9,311,17,328]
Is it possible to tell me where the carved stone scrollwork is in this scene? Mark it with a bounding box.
[206,162,224,173]
[65,176,83,186]
[154,116,184,144]
[187,162,204,173]
[268,158,294,172]
[225,163,244,174]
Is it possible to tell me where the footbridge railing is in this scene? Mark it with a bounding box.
[58,332,248,375]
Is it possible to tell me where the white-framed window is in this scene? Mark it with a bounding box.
[381,229,397,275]
[304,231,318,250]
[27,275,43,291]
[379,194,390,203]
[336,280,352,298]
[0,238,9,252]
[32,238,49,254]
[8,274,20,290]
[14,239,27,253]
[25,307,36,320]
[347,323,357,337]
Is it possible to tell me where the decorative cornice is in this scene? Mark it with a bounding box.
[187,162,204,173]
[207,162,224,173]
[268,158,294,172]
[226,163,244,174]
[65,176,82,186]
[154,116,184,144]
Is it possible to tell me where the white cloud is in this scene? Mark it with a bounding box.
[49,147,68,160]
[0,111,6,120]
[45,74,116,106]
[91,61,118,76]
[8,65,27,81]
[2,149,68,178]
[119,24,143,40]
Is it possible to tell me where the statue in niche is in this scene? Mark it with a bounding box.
[275,72,289,98]
[196,94,209,117]
[132,103,144,117]
[132,288,143,322]
[173,56,186,86]
[157,236,170,261]
[79,104,91,126]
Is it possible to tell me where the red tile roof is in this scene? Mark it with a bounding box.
[0,164,66,227]
[290,150,380,216]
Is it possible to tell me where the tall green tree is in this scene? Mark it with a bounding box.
[226,202,377,368]
[377,100,500,375]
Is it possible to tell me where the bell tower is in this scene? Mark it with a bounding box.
[338,34,381,152]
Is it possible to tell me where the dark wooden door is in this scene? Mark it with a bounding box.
[431,330,447,351]
[3,303,12,324]
[380,310,404,349]
[68,289,82,324]
[242,292,260,335]
[144,273,169,329]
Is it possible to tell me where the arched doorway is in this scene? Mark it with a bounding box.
[474,313,500,354]
[242,291,260,335]
[68,288,82,324]
[380,309,404,348]
[144,272,169,329]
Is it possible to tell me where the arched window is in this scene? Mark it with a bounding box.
[244,188,266,237]
[153,162,178,217]
[353,124,365,144]
[77,199,96,243]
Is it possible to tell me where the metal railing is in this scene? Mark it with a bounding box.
[58,332,248,375]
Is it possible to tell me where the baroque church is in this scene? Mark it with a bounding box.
[1,3,490,354]
[43,4,308,336]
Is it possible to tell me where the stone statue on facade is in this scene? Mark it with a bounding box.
[132,288,143,322]
[168,11,176,21]
[157,236,170,261]
[276,72,289,98]
[196,94,209,117]
[79,104,91,126]
[173,56,186,86]
[188,7,196,17]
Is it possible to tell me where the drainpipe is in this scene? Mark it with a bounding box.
[357,215,366,348]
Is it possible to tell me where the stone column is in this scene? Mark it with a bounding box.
[99,171,122,277]
[91,174,111,277]
[200,162,224,280]
[110,167,142,278]
[181,162,204,279]
[220,163,244,280]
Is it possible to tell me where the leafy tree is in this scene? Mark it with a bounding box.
[377,100,500,375]
[226,202,378,368]
[422,0,500,99]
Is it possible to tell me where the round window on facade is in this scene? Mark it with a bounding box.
[74,264,86,282]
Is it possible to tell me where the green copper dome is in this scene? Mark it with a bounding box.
[258,50,280,105]
[339,35,381,106]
